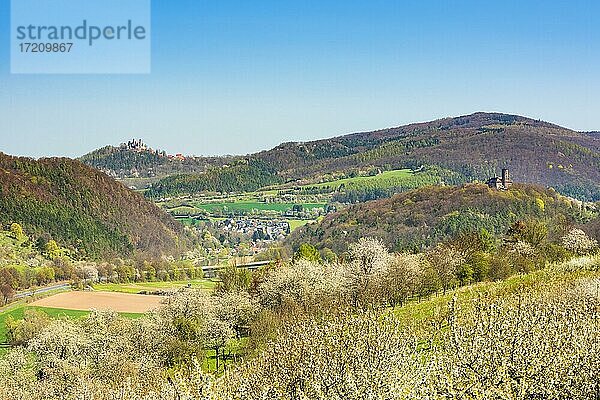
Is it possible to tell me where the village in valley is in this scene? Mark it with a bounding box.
[219,218,291,241]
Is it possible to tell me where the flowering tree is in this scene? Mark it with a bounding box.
[346,238,391,307]
[257,259,348,312]
[427,244,464,293]
[562,228,599,255]
[4,309,50,346]
[381,253,423,306]
[1,238,599,399]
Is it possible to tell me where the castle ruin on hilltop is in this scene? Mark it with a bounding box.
[487,168,513,190]
[120,139,148,152]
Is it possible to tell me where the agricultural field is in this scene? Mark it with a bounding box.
[159,168,450,228]
[162,196,327,221]
[93,278,218,294]
[30,291,164,313]
[0,306,86,343]
[194,201,326,213]
[160,168,432,216]
[306,168,414,189]
[0,303,143,355]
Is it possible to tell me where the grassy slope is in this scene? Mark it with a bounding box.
[393,257,600,325]
[307,169,413,189]
[286,219,314,231]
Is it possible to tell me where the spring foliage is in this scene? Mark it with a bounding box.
[0,153,187,258]
[1,239,599,399]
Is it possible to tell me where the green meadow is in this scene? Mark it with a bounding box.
[0,304,143,353]
[194,201,326,213]
[306,169,414,189]
[93,278,218,294]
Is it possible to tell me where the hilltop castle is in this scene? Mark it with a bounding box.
[120,139,148,152]
[487,168,512,190]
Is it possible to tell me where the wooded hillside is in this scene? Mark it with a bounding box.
[135,113,600,201]
[287,183,597,253]
[0,153,188,258]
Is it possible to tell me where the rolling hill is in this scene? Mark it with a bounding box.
[286,183,597,254]
[115,113,600,201]
[0,153,188,258]
[79,140,234,183]
[254,113,600,200]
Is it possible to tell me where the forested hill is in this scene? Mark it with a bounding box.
[80,144,169,178]
[253,112,600,201]
[287,183,598,254]
[79,143,233,180]
[139,113,600,201]
[0,153,188,258]
[584,131,600,139]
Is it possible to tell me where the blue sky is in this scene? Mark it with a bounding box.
[1,0,599,158]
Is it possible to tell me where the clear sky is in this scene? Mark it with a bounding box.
[1,0,599,158]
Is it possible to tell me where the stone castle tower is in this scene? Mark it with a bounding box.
[487,168,513,190]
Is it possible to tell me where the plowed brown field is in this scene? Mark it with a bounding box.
[31,291,164,313]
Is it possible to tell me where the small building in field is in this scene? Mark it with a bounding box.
[487,168,513,190]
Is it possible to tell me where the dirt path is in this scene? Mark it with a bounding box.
[30,291,164,313]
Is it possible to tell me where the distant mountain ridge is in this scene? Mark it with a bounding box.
[81,113,600,201]
[252,113,600,200]
[0,153,188,258]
